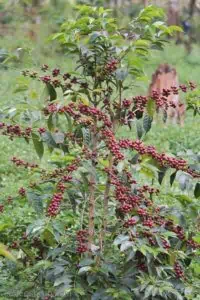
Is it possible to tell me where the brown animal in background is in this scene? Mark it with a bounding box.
[148,64,185,126]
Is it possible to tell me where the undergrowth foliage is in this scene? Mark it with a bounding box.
[0,5,200,300]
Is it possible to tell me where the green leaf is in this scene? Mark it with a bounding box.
[115,68,128,81]
[31,132,44,159]
[0,243,17,262]
[136,120,144,139]
[47,114,57,131]
[78,266,92,275]
[175,195,193,206]
[168,25,183,33]
[178,173,190,191]
[13,84,29,93]
[158,167,168,185]
[114,235,129,246]
[120,241,134,252]
[144,286,154,299]
[26,219,45,236]
[47,83,57,101]
[26,191,43,215]
[143,114,153,133]
[82,127,91,146]
[193,234,200,244]
[194,182,200,198]
[42,131,58,149]
[53,132,65,144]
[64,113,73,133]
[170,171,177,186]
[79,258,94,267]
[50,32,65,41]
[42,83,57,102]
[41,228,56,246]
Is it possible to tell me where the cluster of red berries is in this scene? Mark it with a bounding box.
[7,196,12,204]
[162,239,170,249]
[154,215,165,226]
[66,159,80,172]
[159,83,195,96]
[150,83,196,110]
[124,217,137,227]
[148,236,156,246]
[137,207,148,216]
[105,59,118,74]
[0,204,4,213]
[102,129,124,162]
[22,70,38,78]
[82,146,96,161]
[151,91,169,109]
[143,218,154,228]
[189,81,196,90]
[39,98,116,132]
[122,99,132,108]
[38,127,46,134]
[10,241,19,249]
[43,159,79,183]
[43,102,112,129]
[76,230,88,254]
[104,165,199,260]
[11,157,38,169]
[118,139,200,178]
[0,123,32,138]
[174,262,185,279]
[165,221,188,242]
[120,203,133,213]
[40,75,51,84]
[132,96,148,112]
[123,170,137,184]
[43,103,59,115]
[138,185,159,195]
[173,225,185,240]
[64,103,80,118]
[179,84,187,93]
[162,88,171,97]
[19,187,26,196]
[41,64,49,71]
[47,193,63,217]
[56,182,65,193]
[78,104,112,128]
[62,175,73,182]
[40,75,63,88]
[137,263,147,272]
[187,239,200,249]
[56,176,72,193]
[76,116,94,126]
[63,73,71,80]
[25,65,90,92]
[119,83,197,119]
[52,68,60,77]
[39,159,80,213]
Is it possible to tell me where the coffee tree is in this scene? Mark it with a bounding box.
[0,5,200,300]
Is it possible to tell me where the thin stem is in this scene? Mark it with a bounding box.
[88,175,96,250]
[100,120,117,252]
[119,81,122,120]
[88,122,98,251]
[80,194,87,229]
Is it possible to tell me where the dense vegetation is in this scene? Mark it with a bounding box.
[0,2,200,300]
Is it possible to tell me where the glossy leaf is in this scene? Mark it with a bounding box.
[31,132,44,159]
